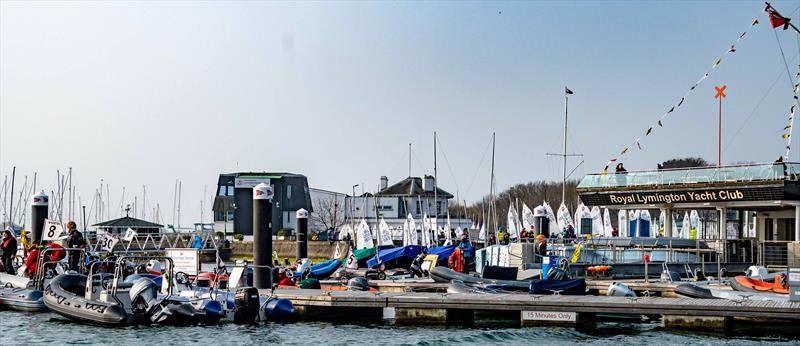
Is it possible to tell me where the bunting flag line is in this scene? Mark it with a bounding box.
[781,76,800,158]
[601,16,760,174]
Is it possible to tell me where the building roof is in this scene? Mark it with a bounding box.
[375,176,454,198]
[92,216,163,228]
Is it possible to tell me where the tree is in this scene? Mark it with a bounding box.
[659,157,710,169]
[309,195,346,235]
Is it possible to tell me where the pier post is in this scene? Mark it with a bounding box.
[718,207,727,262]
[296,208,308,260]
[253,183,274,289]
[31,191,48,244]
[795,206,799,244]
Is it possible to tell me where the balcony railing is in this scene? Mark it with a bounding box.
[577,162,800,190]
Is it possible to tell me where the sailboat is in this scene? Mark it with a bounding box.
[521,203,535,235]
[506,204,521,241]
[378,217,393,247]
[590,206,603,236]
[603,208,613,236]
[355,219,374,250]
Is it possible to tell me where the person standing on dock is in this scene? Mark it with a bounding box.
[1,230,18,274]
[65,221,85,272]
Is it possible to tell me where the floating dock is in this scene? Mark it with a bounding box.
[264,288,800,332]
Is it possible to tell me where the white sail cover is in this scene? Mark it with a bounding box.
[575,204,591,234]
[478,223,486,240]
[603,208,613,236]
[356,219,374,249]
[618,210,626,237]
[590,206,603,235]
[659,210,666,234]
[338,224,354,241]
[521,203,535,233]
[378,218,392,247]
[672,212,679,237]
[556,203,574,232]
[639,210,652,237]
[345,247,358,269]
[543,201,559,235]
[403,214,418,246]
[333,243,341,259]
[681,212,690,239]
[506,205,521,240]
[690,210,701,239]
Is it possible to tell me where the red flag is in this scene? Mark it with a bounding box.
[766,3,790,29]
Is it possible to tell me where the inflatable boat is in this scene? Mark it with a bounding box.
[430,267,531,290]
[0,286,47,312]
[730,275,789,295]
[529,278,586,295]
[304,259,342,280]
[676,282,788,301]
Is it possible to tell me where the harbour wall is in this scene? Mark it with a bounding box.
[231,240,350,260]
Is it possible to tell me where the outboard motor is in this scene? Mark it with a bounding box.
[233,287,260,325]
[346,277,369,291]
[607,282,636,297]
[130,278,160,312]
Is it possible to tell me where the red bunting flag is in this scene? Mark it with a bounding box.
[766,3,791,29]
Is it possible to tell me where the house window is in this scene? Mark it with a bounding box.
[436,201,442,216]
[287,185,293,199]
[416,201,421,215]
[227,186,235,196]
[218,186,226,197]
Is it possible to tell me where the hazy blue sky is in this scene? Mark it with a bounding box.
[2,1,800,225]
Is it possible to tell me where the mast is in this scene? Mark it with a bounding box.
[68,167,72,220]
[177,181,182,229]
[489,133,496,243]
[172,180,178,227]
[408,143,412,177]
[433,132,438,220]
[562,90,569,204]
[8,166,15,225]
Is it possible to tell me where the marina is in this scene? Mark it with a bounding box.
[6,1,800,345]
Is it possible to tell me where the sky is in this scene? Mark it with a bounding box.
[2,0,800,226]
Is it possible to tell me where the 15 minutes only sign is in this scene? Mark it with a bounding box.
[521,311,577,322]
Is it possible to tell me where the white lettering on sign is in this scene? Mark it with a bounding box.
[166,248,199,275]
[521,311,577,322]
[235,177,271,188]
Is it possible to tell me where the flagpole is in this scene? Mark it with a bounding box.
[718,92,722,167]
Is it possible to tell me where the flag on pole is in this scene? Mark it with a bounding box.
[565,87,574,95]
[766,3,791,29]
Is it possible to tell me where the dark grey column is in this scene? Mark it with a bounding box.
[252,183,273,289]
[296,208,308,260]
[31,191,49,244]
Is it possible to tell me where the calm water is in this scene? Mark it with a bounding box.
[0,310,797,345]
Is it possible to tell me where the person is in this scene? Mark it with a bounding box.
[25,241,65,277]
[611,227,619,237]
[520,228,528,240]
[65,221,85,272]
[615,163,628,186]
[409,249,428,278]
[534,234,547,257]
[1,230,18,274]
[457,234,474,275]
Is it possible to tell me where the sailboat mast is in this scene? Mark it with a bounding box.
[489,133,496,243]
[563,91,569,204]
[433,132,437,220]
[8,167,15,225]
[408,143,412,177]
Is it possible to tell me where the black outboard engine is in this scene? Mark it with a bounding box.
[346,277,369,291]
[129,278,161,322]
[233,287,261,325]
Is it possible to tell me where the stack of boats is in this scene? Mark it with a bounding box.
[675,266,790,302]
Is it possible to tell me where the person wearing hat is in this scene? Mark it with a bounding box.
[534,234,547,257]
[65,221,85,272]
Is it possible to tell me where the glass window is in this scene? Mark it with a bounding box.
[218,186,226,197]
[227,186,235,196]
[416,201,421,215]
[287,185,292,199]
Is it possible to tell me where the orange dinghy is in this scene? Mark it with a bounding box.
[731,275,789,295]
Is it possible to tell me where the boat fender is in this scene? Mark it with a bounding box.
[263,298,294,322]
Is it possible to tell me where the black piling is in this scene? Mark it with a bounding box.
[252,183,273,289]
[31,191,49,244]
[296,208,308,260]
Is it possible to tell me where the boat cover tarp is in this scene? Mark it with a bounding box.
[367,245,423,268]
[430,267,530,289]
[482,265,518,281]
[529,278,586,295]
[307,259,342,280]
[427,245,457,259]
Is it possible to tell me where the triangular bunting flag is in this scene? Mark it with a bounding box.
[667,106,675,113]
[658,119,663,127]
[752,18,759,26]
[620,147,629,155]
[645,127,652,136]
[712,58,722,67]
[678,97,685,107]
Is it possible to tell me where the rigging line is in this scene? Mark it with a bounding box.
[463,135,493,199]
[773,27,796,92]
[434,136,461,196]
[722,52,799,156]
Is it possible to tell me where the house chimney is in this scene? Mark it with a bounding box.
[380,176,388,191]
[423,175,435,192]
